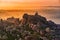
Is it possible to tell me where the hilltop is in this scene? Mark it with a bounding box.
[0,12,59,40]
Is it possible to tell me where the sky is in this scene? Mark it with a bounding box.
[0,0,60,10]
[0,0,60,24]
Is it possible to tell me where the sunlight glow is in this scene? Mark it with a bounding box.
[0,0,59,10]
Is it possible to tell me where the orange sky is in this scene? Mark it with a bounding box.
[0,0,60,24]
[0,0,60,10]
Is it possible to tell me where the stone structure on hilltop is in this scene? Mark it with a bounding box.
[20,12,57,30]
[20,12,48,28]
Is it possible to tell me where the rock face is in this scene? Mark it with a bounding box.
[7,17,20,25]
[21,12,57,30]
[21,12,47,25]
[48,20,57,30]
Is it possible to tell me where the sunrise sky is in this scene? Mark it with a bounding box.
[0,0,60,24]
[0,0,60,10]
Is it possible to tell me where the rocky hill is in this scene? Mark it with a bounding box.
[0,12,59,40]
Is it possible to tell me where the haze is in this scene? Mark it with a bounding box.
[0,0,60,24]
[0,0,60,10]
